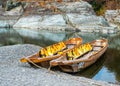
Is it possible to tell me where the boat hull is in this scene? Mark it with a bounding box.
[20,37,82,68]
[50,39,108,72]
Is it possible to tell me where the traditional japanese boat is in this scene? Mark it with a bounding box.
[20,37,82,67]
[50,38,108,72]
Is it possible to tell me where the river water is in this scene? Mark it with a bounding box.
[0,28,120,84]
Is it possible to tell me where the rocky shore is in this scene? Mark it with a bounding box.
[0,1,120,85]
[0,44,118,86]
[0,1,119,34]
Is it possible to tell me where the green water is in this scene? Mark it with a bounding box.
[0,28,120,84]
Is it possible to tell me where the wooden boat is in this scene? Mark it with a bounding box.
[20,37,82,67]
[50,38,108,72]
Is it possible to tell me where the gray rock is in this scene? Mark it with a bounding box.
[3,5,23,15]
[105,10,120,22]
[41,15,66,26]
[66,13,109,26]
[57,1,95,15]
[105,10,120,30]
[1,1,118,33]
[114,15,120,23]
[113,16,120,30]
[13,15,43,29]
[0,14,20,28]
[13,14,74,31]
[13,13,118,33]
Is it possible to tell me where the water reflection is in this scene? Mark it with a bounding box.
[15,29,75,47]
[0,28,23,46]
[104,48,120,83]
[0,28,120,84]
[74,53,107,78]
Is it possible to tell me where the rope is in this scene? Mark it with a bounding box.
[26,58,42,69]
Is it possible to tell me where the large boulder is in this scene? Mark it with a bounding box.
[66,13,109,26]
[13,14,74,31]
[12,1,118,33]
[57,1,95,15]
[13,1,95,31]
[13,15,42,29]
[64,13,117,33]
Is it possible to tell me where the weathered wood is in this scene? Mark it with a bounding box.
[20,37,82,67]
[50,38,108,72]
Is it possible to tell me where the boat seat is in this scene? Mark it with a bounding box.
[93,46,102,51]
[66,44,75,49]
[81,51,95,59]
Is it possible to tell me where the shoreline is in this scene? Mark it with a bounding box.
[0,44,119,86]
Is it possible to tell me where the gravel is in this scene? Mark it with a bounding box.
[0,44,118,86]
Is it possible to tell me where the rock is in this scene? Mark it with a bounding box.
[64,13,117,33]
[5,0,22,11]
[114,15,120,29]
[57,1,95,15]
[39,14,73,31]
[105,10,120,22]
[105,10,120,30]
[0,14,20,28]
[13,13,118,33]
[41,14,66,26]
[66,14,109,26]
[13,14,74,31]
[1,1,118,33]
[3,5,23,15]
[13,15,42,29]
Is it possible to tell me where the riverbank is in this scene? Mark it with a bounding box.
[0,44,118,86]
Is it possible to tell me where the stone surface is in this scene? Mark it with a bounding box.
[13,15,42,29]
[57,1,95,15]
[0,15,20,28]
[105,10,120,22]
[13,14,74,31]
[0,1,119,33]
[105,10,120,30]
[3,5,23,15]
[66,14,109,26]
[0,44,118,86]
